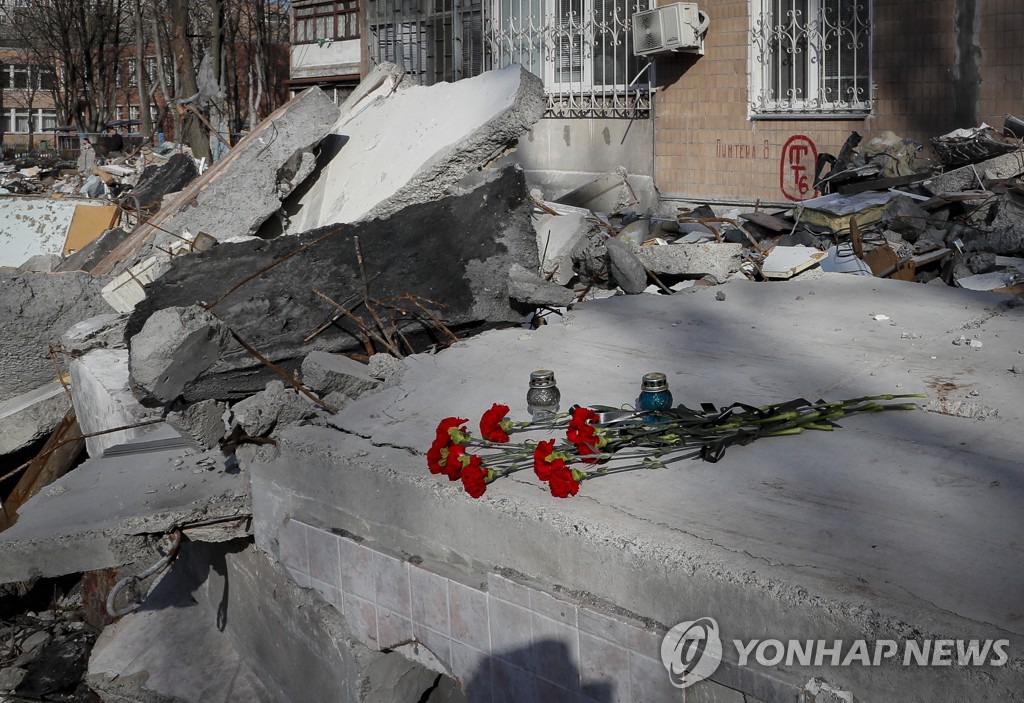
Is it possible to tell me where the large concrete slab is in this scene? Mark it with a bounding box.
[287,64,545,231]
[0,440,250,583]
[91,87,341,276]
[251,274,1024,702]
[126,167,539,401]
[0,269,116,403]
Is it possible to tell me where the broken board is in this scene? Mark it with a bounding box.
[64,204,119,255]
[761,246,828,279]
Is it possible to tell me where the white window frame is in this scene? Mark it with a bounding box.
[749,0,872,118]
[35,108,56,132]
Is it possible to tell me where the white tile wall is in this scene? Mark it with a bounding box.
[277,519,689,703]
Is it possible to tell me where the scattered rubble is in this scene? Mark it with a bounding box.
[128,305,231,406]
[124,165,539,401]
[3,69,1024,702]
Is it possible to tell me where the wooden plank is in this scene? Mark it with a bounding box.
[850,216,864,259]
[738,210,792,233]
[0,410,84,533]
[910,247,952,267]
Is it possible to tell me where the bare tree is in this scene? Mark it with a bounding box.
[11,0,128,134]
[167,0,210,160]
[133,0,154,140]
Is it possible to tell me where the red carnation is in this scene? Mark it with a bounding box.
[479,403,511,443]
[532,440,556,480]
[435,416,468,443]
[567,407,599,445]
[427,439,445,474]
[576,441,601,464]
[537,456,565,483]
[443,444,467,481]
[567,406,601,459]
[549,464,580,498]
[461,455,489,498]
[570,406,599,427]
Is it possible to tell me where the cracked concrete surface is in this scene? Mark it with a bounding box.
[251,274,1024,702]
[0,435,251,583]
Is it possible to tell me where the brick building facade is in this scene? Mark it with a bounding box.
[653,0,1024,206]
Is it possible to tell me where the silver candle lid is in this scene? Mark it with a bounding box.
[640,372,668,392]
[529,369,557,388]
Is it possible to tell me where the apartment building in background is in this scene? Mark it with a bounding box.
[291,0,1021,206]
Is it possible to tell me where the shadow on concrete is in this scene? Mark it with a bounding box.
[461,641,614,703]
[562,282,1024,638]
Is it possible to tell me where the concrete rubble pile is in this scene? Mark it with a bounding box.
[517,117,1024,304]
[0,67,1022,702]
[0,63,547,702]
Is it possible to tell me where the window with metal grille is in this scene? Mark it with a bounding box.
[294,0,360,44]
[750,0,871,116]
[368,0,652,118]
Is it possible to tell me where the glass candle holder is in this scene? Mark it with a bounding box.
[637,372,673,421]
[527,369,560,420]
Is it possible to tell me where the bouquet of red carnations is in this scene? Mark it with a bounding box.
[426,394,923,499]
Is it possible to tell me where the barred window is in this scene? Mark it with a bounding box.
[368,0,652,118]
[294,0,360,44]
[750,0,871,116]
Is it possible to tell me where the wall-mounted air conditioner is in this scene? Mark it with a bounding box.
[632,3,710,57]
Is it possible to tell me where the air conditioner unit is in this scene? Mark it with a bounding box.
[632,3,710,56]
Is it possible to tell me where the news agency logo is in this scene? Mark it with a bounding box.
[660,618,1010,688]
[660,617,724,688]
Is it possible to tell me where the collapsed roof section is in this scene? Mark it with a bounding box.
[284,63,545,232]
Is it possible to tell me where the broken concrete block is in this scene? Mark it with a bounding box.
[166,399,227,450]
[368,354,407,387]
[0,382,71,456]
[128,306,230,406]
[287,64,545,231]
[965,227,1024,256]
[131,153,199,210]
[231,381,316,437]
[0,666,27,691]
[0,270,116,404]
[18,253,62,273]
[534,211,592,285]
[301,351,380,399]
[98,88,341,277]
[604,237,649,294]
[126,167,538,400]
[877,195,928,242]
[60,313,128,354]
[635,242,743,284]
[923,148,1024,194]
[570,230,610,284]
[965,252,998,274]
[988,190,1024,232]
[70,349,168,457]
[508,263,577,306]
[554,167,637,215]
[362,652,446,703]
[101,254,174,313]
